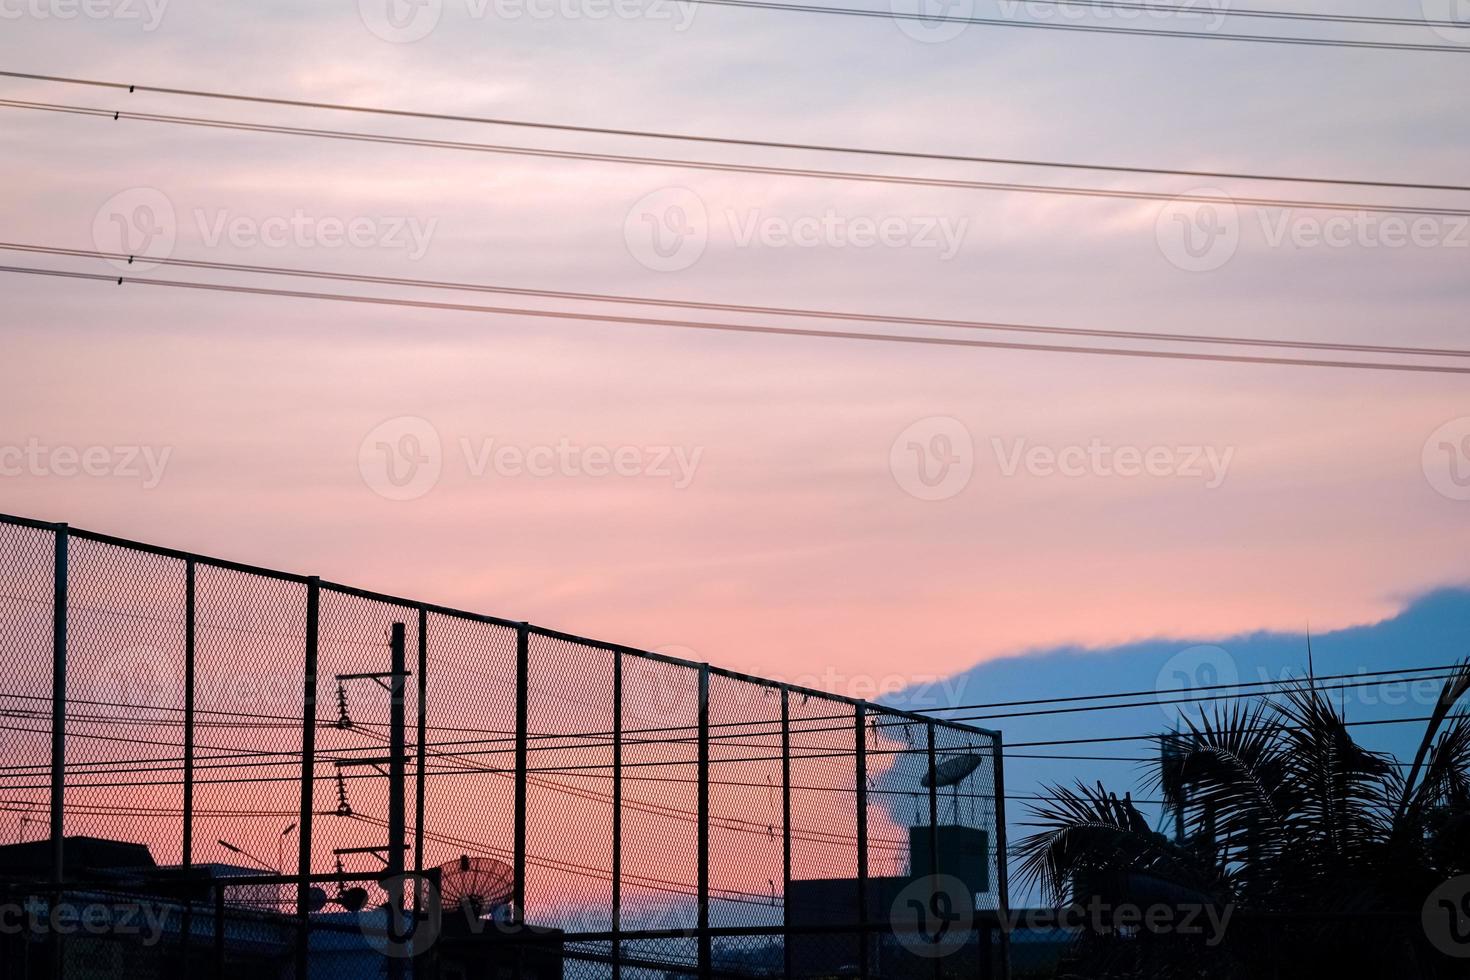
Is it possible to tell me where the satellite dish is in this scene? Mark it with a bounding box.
[337,887,370,913]
[306,886,329,913]
[438,854,513,917]
[922,753,984,788]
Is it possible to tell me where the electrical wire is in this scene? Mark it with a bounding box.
[6,98,1470,218]
[677,0,1470,52]
[7,264,1469,376]
[2,71,1467,194]
[11,243,1470,363]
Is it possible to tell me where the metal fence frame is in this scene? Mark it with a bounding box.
[0,512,1007,979]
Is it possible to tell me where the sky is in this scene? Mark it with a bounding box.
[2,1,1469,697]
[3,0,1470,938]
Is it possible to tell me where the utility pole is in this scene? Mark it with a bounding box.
[334,622,412,980]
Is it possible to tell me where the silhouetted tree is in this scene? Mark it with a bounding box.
[1014,662,1470,979]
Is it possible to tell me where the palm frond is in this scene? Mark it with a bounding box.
[1151,700,1290,869]
[1273,681,1396,861]
[1016,781,1216,906]
[1396,659,1470,825]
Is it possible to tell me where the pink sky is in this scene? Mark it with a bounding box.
[2,2,1468,698]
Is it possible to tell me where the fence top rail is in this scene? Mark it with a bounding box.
[0,511,997,739]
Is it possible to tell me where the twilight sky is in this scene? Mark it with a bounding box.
[2,0,1469,697]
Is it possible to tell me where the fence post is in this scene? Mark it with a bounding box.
[213,883,225,980]
[781,687,792,980]
[855,702,869,978]
[993,734,1011,980]
[612,650,622,980]
[927,723,942,980]
[295,576,320,980]
[697,664,710,980]
[48,524,67,980]
[415,607,428,877]
[388,621,407,980]
[48,524,67,882]
[182,557,197,972]
[183,558,197,866]
[513,623,529,925]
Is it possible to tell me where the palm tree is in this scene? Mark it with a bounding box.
[1013,662,1470,978]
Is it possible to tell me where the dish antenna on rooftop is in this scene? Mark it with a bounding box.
[921,751,985,823]
[438,854,513,919]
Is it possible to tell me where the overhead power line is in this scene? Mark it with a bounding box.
[11,243,1470,363]
[49,662,1470,755]
[6,264,1470,376]
[884,0,1470,29]
[2,70,1466,194]
[917,661,1469,714]
[5,98,1470,219]
[679,0,1470,52]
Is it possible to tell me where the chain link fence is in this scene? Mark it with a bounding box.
[0,513,1006,978]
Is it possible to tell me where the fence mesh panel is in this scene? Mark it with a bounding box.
[707,672,784,930]
[524,630,615,934]
[0,515,1005,980]
[416,611,519,888]
[192,564,306,886]
[0,522,55,851]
